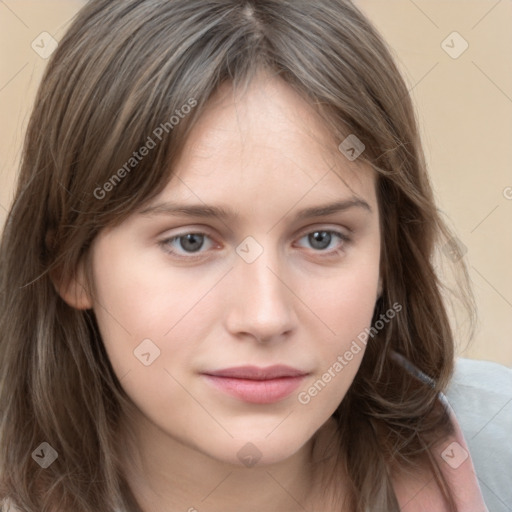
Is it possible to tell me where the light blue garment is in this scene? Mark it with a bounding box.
[445,358,512,512]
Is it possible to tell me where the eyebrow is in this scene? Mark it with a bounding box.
[139,197,372,221]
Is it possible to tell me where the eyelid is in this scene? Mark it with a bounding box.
[295,223,351,238]
[160,224,349,243]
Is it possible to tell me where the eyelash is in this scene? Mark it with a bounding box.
[158,229,351,261]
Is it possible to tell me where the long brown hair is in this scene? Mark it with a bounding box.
[0,0,475,510]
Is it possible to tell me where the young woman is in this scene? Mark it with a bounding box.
[0,1,488,511]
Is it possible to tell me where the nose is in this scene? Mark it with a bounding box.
[224,248,297,344]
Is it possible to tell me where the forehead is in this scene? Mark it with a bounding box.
[155,74,376,214]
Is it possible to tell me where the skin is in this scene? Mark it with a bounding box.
[63,72,382,511]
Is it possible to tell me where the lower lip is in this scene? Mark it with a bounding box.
[202,375,307,404]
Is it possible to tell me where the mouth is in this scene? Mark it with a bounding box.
[201,365,310,404]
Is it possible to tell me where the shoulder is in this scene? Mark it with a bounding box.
[444,357,512,512]
[392,389,489,512]
[388,354,495,512]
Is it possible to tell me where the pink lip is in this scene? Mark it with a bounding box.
[201,365,309,404]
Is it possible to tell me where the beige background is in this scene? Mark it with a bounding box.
[1,1,511,366]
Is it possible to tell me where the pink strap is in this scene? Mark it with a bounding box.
[393,393,488,511]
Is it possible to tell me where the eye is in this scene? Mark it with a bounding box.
[295,230,350,255]
[159,232,216,259]
[159,228,351,261]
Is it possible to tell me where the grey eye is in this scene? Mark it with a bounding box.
[177,233,206,253]
[307,231,334,250]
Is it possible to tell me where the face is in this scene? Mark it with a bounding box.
[79,74,381,468]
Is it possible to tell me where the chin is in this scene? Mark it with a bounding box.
[205,429,310,468]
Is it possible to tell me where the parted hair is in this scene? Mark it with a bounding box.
[0,0,475,511]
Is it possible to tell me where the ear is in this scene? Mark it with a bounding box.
[51,260,93,310]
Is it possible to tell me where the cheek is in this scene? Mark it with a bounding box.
[89,259,217,430]
[298,262,380,409]
[308,261,380,342]
[89,243,221,380]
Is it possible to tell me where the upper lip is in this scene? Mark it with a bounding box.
[202,365,309,380]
